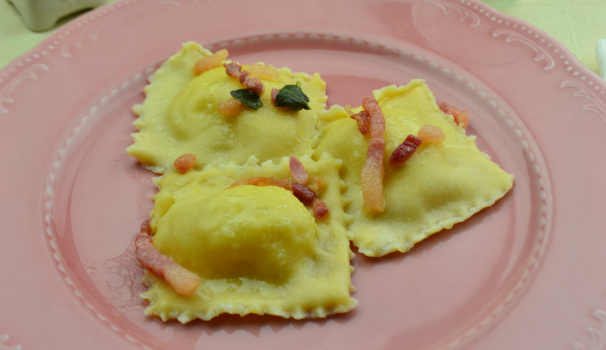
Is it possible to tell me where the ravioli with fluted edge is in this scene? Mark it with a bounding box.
[127,42,326,174]
[313,80,514,257]
[141,155,357,322]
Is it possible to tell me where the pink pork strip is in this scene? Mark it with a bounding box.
[350,110,370,135]
[173,154,196,174]
[224,62,242,77]
[225,63,265,95]
[135,234,200,296]
[312,199,329,220]
[360,97,386,213]
[289,156,309,185]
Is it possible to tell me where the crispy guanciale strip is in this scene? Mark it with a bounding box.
[363,97,386,139]
[228,177,293,192]
[174,154,196,173]
[238,69,250,84]
[439,102,469,130]
[312,199,329,220]
[390,134,422,166]
[218,99,244,116]
[194,49,229,75]
[360,97,387,213]
[291,183,316,206]
[243,76,265,95]
[351,111,370,135]
[224,62,242,77]
[361,138,386,213]
[271,87,280,105]
[140,218,152,235]
[226,63,266,96]
[417,125,445,144]
[135,234,200,296]
[289,156,309,185]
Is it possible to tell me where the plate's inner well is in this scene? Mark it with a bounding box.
[47,34,546,350]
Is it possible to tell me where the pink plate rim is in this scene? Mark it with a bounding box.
[1,1,606,350]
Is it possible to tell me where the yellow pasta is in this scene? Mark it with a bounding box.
[127,42,515,322]
[128,42,326,174]
[141,155,357,322]
[313,80,514,257]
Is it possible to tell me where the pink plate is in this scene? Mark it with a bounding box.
[1,0,605,349]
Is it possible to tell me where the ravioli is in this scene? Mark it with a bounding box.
[313,80,514,257]
[141,155,357,322]
[127,42,326,174]
[127,43,515,321]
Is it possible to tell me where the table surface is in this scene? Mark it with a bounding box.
[1,0,605,73]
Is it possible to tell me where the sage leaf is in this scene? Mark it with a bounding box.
[274,81,311,112]
[230,89,262,110]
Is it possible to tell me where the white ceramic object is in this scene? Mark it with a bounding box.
[8,0,106,31]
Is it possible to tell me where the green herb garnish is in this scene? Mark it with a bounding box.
[230,89,263,110]
[274,81,311,111]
